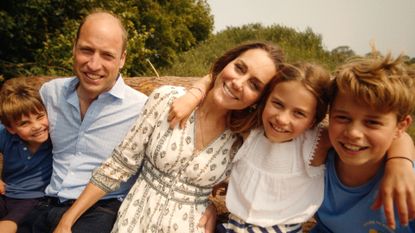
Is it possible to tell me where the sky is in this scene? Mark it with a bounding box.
[207,0,415,57]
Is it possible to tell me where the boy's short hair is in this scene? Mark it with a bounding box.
[330,52,415,121]
[0,77,45,127]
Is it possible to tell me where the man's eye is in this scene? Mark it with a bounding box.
[80,48,93,54]
[102,53,115,60]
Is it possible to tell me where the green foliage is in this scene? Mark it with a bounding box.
[160,23,341,76]
[0,0,213,78]
[329,46,356,65]
[130,0,213,75]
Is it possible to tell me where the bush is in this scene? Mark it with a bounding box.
[160,24,341,77]
[0,0,213,79]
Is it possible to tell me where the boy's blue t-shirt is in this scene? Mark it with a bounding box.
[0,124,53,199]
[311,149,415,233]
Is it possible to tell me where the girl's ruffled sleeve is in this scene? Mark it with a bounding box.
[302,124,326,178]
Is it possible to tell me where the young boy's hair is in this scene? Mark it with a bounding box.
[0,77,45,127]
[230,62,331,133]
[330,52,415,121]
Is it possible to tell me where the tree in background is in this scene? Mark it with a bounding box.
[330,46,356,64]
[160,23,338,76]
[0,0,213,78]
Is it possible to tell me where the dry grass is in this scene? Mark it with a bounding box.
[23,76,199,95]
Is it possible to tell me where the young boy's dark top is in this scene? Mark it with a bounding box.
[0,124,52,199]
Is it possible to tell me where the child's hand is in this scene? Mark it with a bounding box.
[168,89,203,129]
[168,75,211,129]
[212,181,228,197]
[198,203,217,233]
[0,179,5,195]
[372,158,415,229]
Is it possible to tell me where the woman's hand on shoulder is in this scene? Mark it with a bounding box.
[373,132,415,229]
[373,158,415,229]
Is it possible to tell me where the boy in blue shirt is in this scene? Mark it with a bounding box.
[0,78,53,233]
[311,52,415,233]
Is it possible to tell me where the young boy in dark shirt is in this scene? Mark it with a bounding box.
[0,78,52,233]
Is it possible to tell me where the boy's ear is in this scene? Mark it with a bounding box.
[5,126,16,135]
[119,50,127,69]
[395,115,412,138]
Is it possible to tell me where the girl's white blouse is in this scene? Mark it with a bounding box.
[226,126,325,227]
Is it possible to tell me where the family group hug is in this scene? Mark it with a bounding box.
[0,9,414,233]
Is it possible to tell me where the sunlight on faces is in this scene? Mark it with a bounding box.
[6,111,49,149]
[73,13,126,99]
[262,81,317,143]
[328,92,409,167]
[211,49,277,110]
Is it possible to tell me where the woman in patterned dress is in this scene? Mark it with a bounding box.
[52,42,284,233]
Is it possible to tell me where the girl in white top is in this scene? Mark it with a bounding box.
[169,62,415,233]
[221,63,330,232]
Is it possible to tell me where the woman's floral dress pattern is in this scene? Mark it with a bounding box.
[91,86,240,233]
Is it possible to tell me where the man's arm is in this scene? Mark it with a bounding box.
[0,179,5,195]
[53,183,107,233]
